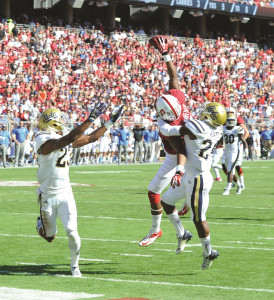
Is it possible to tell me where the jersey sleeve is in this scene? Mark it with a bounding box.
[237,116,245,124]
[158,117,181,137]
[185,119,208,138]
[168,89,185,105]
[35,132,53,151]
[236,126,245,135]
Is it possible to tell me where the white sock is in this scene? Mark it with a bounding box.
[151,213,162,233]
[167,210,184,237]
[239,176,244,187]
[236,180,241,188]
[213,167,220,178]
[200,234,212,256]
[227,182,232,190]
[68,231,81,268]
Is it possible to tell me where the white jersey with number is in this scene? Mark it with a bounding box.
[184,119,223,174]
[223,126,244,153]
[36,131,72,194]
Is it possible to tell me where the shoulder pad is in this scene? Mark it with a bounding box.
[186,119,207,135]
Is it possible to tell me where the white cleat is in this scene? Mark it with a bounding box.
[236,187,242,195]
[139,229,163,247]
[222,189,230,196]
[71,266,82,277]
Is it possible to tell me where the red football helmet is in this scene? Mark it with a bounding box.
[156,94,182,122]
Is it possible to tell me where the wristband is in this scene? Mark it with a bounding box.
[176,165,184,173]
[163,54,171,62]
[104,120,114,130]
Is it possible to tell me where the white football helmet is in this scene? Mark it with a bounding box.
[156,94,181,122]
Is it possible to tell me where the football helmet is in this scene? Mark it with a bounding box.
[156,94,181,122]
[199,102,227,128]
[226,112,237,127]
[38,108,68,133]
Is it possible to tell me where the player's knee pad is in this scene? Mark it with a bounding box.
[148,191,161,205]
[67,230,81,251]
[236,166,243,176]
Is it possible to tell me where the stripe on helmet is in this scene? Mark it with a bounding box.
[161,95,179,119]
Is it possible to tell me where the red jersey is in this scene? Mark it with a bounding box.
[159,89,190,154]
[237,115,245,125]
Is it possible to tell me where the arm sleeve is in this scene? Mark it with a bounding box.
[158,118,181,137]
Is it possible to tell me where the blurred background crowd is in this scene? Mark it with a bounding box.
[0,12,273,167]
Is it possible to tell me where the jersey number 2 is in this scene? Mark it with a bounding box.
[199,139,214,160]
[56,148,69,168]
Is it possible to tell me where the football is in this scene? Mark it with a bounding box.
[148,35,175,50]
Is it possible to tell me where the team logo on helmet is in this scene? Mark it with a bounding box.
[207,104,219,120]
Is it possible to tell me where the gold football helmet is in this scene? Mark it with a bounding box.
[38,108,68,133]
[226,112,237,127]
[199,102,227,128]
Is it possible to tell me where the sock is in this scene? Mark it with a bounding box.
[68,231,81,268]
[236,180,241,188]
[213,167,220,178]
[200,234,212,256]
[167,210,184,237]
[151,213,162,233]
[227,182,232,190]
[239,176,245,187]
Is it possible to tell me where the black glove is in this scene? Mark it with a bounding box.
[88,102,108,122]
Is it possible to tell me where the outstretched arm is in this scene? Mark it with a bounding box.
[39,103,108,155]
[72,105,124,148]
[149,35,180,90]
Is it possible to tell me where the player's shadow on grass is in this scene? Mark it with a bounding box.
[0,263,197,277]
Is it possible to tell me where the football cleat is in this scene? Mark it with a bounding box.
[71,266,82,277]
[241,185,245,190]
[214,177,222,182]
[236,187,242,195]
[222,189,230,196]
[178,202,190,216]
[201,249,219,270]
[36,216,42,232]
[176,230,193,255]
[139,229,163,247]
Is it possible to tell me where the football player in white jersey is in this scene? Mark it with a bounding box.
[249,125,261,159]
[160,102,227,270]
[222,113,248,195]
[35,104,123,277]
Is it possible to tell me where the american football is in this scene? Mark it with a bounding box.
[148,35,175,50]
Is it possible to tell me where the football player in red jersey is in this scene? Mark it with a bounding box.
[139,36,191,247]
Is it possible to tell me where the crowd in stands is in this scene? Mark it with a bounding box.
[0,17,273,166]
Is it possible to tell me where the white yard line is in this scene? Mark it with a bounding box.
[0,287,103,300]
[257,237,274,240]
[111,253,154,257]
[78,258,111,262]
[1,212,274,227]
[0,233,273,251]
[91,277,274,293]
[224,241,265,245]
[0,272,273,294]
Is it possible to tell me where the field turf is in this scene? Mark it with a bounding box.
[0,159,273,300]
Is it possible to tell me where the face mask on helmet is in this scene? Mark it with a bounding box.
[199,102,227,128]
[226,112,237,127]
[38,108,69,134]
[156,94,181,122]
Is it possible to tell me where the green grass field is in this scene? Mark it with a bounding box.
[0,159,273,300]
